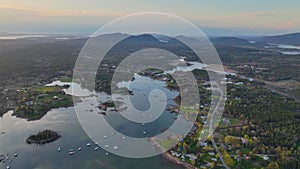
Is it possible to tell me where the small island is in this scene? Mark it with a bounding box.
[26,130,61,145]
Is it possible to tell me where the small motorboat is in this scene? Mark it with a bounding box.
[94,147,99,151]
[6,166,10,169]
[98,112,106,115]
[86,143,91,147]
[78,147,82,151]
[58,147,62,152]
[68,151,75,155]
[113,146,119,150]
[14,153,18,157]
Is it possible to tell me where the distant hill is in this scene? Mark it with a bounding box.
[258,32,300,45]
[122,34,161,45]
[92,33,129,42]
[210,37,251,46]
[101,33,201,62]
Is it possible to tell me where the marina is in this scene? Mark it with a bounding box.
[0,74,182,169]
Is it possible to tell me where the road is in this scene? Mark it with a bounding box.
[207,82,230,169]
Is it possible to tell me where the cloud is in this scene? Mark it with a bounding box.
[276,21,295,30]
[212,11,280,21]
[0,5,124,17]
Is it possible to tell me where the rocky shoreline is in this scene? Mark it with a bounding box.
[162,152,197,169]
[149,137,197,169]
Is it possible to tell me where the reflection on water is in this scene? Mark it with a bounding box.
[0,108,181,169]
[46,81,94,97]
[277,44,300,50]
[265,43,300,55]
[281,51,300,55]
[0,35,49,40]
[0,76,182,169]
[165,61,206,74]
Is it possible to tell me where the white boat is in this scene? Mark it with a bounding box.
[86,143,91,147]
[14,153,18,157]
[68,151,75,155]
[58,147,61,152]
[94,147,99,151]
[105,152,109,156]
[78,147,82,151]
[6,166,10,169]
[113,146,119,150]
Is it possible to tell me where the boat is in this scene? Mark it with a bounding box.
[58,147,61,152]
[113,146,119,150]
[105,152,109,156]
[6,166,10,169]
[104,144,109,148]
[14,153,18,157]
[0,155,5,162]
[86,143,91,147]
[78,147,82,151]
[94,147,99,151]
[68,151,75,155]
[99,112,107,115]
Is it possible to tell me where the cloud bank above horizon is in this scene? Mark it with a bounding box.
[0,0,299,35]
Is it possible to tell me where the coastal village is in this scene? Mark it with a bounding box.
[1,59,299,169]
[140,66,298,169]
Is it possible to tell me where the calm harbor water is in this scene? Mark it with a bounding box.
[265,43,300,55]
[0,75,182,169]
[0,109,181,169]
[0,35,49,40]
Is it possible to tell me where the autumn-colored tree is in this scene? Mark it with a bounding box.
[223,151,234,167]
[267,161,280,169]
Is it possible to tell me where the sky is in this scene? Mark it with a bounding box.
[0,0,300,36]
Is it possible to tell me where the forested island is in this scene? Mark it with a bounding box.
[26,130,61,145]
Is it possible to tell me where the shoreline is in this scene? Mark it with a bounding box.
[162,152,197,169]
[149,137,197,169]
